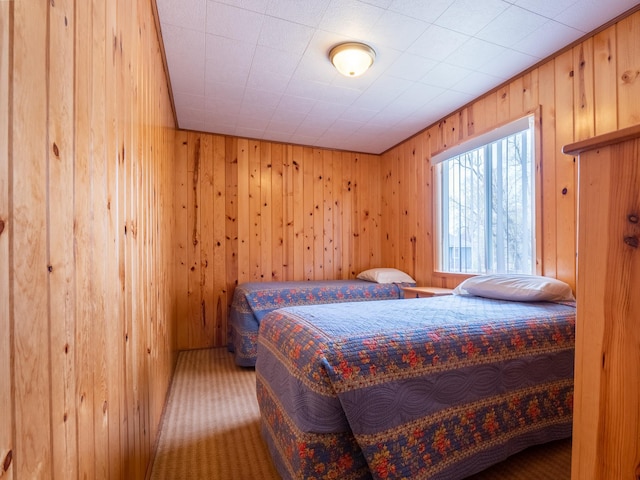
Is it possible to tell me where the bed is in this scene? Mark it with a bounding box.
[255,287,576,480]
[228,277,414,366]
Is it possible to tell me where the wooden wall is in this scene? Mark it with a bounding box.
[1,1,177,479]
[174,132,382,350]
[381,9,640,291]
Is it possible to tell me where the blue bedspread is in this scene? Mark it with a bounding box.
[228,280,410,366]
[256,295,576,480]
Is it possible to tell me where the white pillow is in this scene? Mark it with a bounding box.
[357,268,415,284]
[453,274,575,302]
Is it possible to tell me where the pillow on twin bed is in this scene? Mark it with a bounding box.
[357,268,416,284]
[453,274,575,302]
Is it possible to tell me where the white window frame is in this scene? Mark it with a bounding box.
[431,111,542,276]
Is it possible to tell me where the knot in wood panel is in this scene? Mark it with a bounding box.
[628,214,639,224]
[3,450,12,472]
[621,70,639,84]
[0,218,4,235]
[624,236,639,248]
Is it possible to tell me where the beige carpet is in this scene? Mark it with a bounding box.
[150,348,571,479]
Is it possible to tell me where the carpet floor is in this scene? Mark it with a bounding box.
[150,348,571,479]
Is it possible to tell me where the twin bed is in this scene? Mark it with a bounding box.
[233,273,576,479]
[228,272,415,366]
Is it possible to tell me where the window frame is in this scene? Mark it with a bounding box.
[430,109,543,279]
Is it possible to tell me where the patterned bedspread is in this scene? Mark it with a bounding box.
[256,295,576,480]
[228,280,410,366]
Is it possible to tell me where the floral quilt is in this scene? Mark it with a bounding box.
[227,280,410,366]
[256,295,576,480]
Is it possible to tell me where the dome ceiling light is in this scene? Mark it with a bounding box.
[329,42,376,78]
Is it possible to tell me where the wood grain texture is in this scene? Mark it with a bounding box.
[0,2,12,479]
[175,137,384,348]
[4,1,177,479]
[48,0,78,471]
[12,1,53,477]
[616,13,640,128]
[567,131,640,480]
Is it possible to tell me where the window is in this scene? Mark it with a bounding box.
[433,115,536,275]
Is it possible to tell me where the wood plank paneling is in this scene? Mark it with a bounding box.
[616,13,640,128]
[104,0,124,477]
[0,1,12,479]
[554,50,577,290]
[538,60,558,279]
[593,28,617,134]
[224,136,239,319]
[175,135,385,348]
[48,0,78,472]
[212,135,228,346]
[574,39,595,141]
[4,0,177,479]
[174,132,189,349]
[12,1,53,477]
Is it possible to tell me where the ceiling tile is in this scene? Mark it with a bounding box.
[205,2,264,43]
[452,71,503,96]
[407,25,469,62]
[514,0,578,18]
[205,34,255,63]
[337,106,379,122]
[275,95,318,114]
[241,88,283,109]
[156,0,207,32]
[388,53,438,82]
[446,38,507,71]
[425,89,475,117]
[319,0,386,38]
[258,16,315,54]
[370,10,429,50]
[265,0,331,27]
[421,62,473,89]
[308,101,349,122]
[476,5,549,47]
[320,122,366,143]
[173,92,207,110]
[392,83,445,112]
[161,24,206,95]
[476,49,538,79]
[316,85,363,105]
[285,79,330,102]
[434,0,510,36]
[388,0,456,23]
[513,20,582,58]
[245,69,291,93]
[213,0,270,14]
[360,0,394,8]
[554,0,639,32]
[205,58,251,85]
[204,82,245,104]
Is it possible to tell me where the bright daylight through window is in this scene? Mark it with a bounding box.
[434,116,535,275]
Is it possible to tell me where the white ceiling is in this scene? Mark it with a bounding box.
[156,0,639,154]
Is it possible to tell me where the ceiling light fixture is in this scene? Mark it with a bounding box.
[329,42,375,78]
